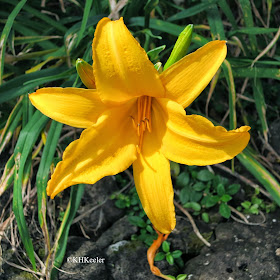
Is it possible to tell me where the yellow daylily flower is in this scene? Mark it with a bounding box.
[29,17,250,236]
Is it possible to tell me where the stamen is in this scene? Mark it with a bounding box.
[135,96,152,153]
[137,123,141,136]
[130,116,137,130]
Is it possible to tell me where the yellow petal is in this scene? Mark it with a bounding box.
[76,58,96,89]
[29,87,107,128]
[154,98,250,165]
[133,113,176,234]
[92,17,165,105]
[160,41,227,108]
[47,100,138,199]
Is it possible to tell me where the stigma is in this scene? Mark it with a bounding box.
[131,96,152,153]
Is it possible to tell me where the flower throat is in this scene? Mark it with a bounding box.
[132,96,152,153]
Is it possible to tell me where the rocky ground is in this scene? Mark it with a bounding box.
[1,177,280,280]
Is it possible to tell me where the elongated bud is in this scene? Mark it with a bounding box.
[163,24,193,70]
[76,58,96,89]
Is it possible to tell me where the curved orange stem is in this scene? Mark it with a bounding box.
[147,228,171,279]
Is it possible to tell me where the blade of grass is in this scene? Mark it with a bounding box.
[129,17,209,46]
[237,149,280,206]
[239,0,258,54]
[4,0,67,33]
[203,1,226,40]
[13,110,49,270]
[222,60,237,130]
[204,1,236,171]
[13,22,58,49]
[0,154,15,196]
[228,27,278,36]
[224,67,280,80]
[75,0,93,47]
[0,96,22,147]
[36,121,63,254]
[0,0,27,84]
[13,35,61,45]
[0,67,73,104]
[0,106,22,155]
[252,78,268,141]
[239,0,268,141]
[167,0,218,22]
[218,0,249,55]
[229,58,280,67]
[251,27,280,67]
[50,185,85,279]
[203,1,238,130]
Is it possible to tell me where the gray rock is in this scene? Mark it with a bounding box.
[269,119,280,154]
[183,210,280,280]
[77,177,125,239]
[169,216,213,256]
[59,236,108,280]
[96,216,138,250]
[105,240,176,280]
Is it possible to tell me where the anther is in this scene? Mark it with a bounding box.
[130,116,137,130]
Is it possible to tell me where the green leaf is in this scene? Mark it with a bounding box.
[177,274,187,280]
[219,203,231,219]
[202,212,210,223]
[220,194,232,203]
[184,202,201,212]
[115,199,127,209]
[146,225,153,233]
[176,171,190,188]
[197,170,214,182]
[190,190,203,202]
[192,182,206,192]
[147,45,166,61]
[204,195,220,208]
[227,184,240,195]
[162,241,170,253]
[217,184,225,196]
[154,252,165,261]
[171,250,183,259]
[166,253,174,265]
[170,161,180,177]
[179,187,190,204]
[251,197,262,205]
[128,216,146,228]
[250,204,259,214]
[190,202,201,212]
[241,201,251,209]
